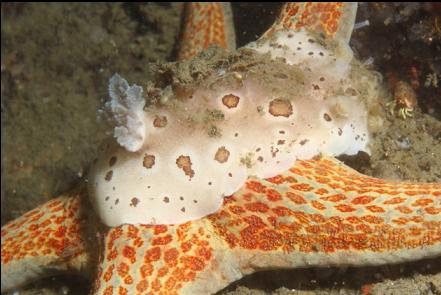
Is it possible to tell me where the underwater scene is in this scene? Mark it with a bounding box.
[1,3,441,295]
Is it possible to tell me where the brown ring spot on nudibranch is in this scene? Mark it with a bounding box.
[143,154,156,169]
[176,155,195,178]
[323,113,332,122]
[105,170,113,181]
[153,115,168,128]
[214,146,230,163]
[109,156,117,167]
[130,197,140,207]
[222,94,240,109]
[269,98,293,117]
[163,196,170,203]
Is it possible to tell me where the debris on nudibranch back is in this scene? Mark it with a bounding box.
[88,30,381,227]
[246,28,354,84]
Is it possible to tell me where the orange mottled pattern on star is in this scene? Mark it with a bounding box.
[92,157,440,294]
[210,157,441,253]
[178,3,232,60]
[264,2,346,39]
[93,221,213,295]
[1,192,87,267]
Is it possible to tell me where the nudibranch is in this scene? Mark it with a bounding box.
[1,3,440,295]
[89,3,380,227]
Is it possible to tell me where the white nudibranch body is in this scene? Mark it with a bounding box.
[89,29,375,227]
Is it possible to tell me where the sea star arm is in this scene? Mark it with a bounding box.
[92,157,441,295]
[262,2,358,43]
[1,187,95,293]
[177,2,236,60]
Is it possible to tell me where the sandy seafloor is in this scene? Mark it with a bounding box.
[1,3,441,295]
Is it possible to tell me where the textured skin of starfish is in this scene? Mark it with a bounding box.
[261,2,357,43]
[178,2,236,60]
[92,157,441,295]
[2,157,440,294]
[1,186,96,292]
[1,2,441,295]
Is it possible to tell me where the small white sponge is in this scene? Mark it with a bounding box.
[88,30,373,227]
[107,74,146,152]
